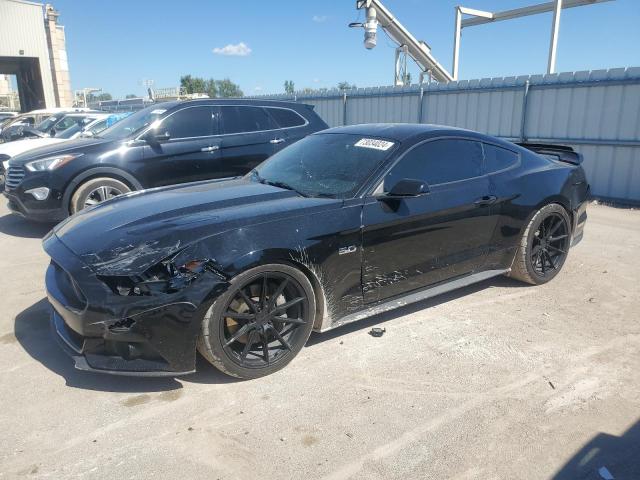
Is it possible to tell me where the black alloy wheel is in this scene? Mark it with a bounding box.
[198,264,315,379]
[530,212,570,277]
[510,203,572,285]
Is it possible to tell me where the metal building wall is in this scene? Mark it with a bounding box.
[0,0,56,108]
[255,67,640,204]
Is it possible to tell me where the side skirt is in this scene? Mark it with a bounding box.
[317,268,509,332]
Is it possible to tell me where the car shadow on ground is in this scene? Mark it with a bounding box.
[306,275,526,346]
[15,276,527,391]
[0,214,54,238]
[552,419,640,479]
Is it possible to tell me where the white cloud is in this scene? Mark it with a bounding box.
[313,78,320,83]
[212,42,252,57]
[312,15,328,23]
[254,86,263,91]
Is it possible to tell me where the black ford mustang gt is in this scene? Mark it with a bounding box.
[44,124,589,379]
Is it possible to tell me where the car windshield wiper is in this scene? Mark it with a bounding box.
[251,171,308,197]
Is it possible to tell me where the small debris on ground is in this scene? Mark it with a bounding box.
[369,327,386,337]
[598,466,615,479]
[188,427,193,431]
[548,381,555,390]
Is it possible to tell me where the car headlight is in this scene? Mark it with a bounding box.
[99,258,216,297]
[25,153,83,172]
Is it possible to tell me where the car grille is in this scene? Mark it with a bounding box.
[5,166,24,190]
[51,260,87,311]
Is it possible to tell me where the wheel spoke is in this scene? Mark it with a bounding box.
[549,234,568,243]
[240,331,257,361]
[224,323,253,347]
[272,297,304,313]
[260,273,268,308]
[547,244,566,254]
[224,311,255,321]
[544,251,556,269]
[237,288,258,313]
[261,331,270,366]
[268,278,289,309]
[270,325,292,351]
[549,219,563,236]
[273,315,306,325]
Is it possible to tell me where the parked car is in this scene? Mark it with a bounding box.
[43,123,590,378]
[4,99,327,222]
[0,109,99,143]
[0,114,125,188]
[0,111,18,123]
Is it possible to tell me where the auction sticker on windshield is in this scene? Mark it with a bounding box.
[354,138,395,151]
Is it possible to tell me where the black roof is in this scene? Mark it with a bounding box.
[165,98,309,109]
[319,123,517,147]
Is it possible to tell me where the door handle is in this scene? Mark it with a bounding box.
[474,195,497,206]
[200,145,219,153]
[270,138,286,144]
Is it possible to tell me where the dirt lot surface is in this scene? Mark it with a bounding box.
[0,201,638,479]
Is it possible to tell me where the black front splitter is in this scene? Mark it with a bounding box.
[50,309,195,377]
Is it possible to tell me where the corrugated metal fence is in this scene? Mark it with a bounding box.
[255,67,640,204]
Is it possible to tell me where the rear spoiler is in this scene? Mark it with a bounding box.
[517,142,583,165]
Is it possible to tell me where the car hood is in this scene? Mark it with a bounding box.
[51,178,341,275]
[9,137,119,165]
[0,137,66,159]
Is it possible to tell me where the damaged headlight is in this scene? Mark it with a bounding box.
[99,258,214,297]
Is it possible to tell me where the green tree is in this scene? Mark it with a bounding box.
[125,94,137,99]
[180,75,243,98]
[180,75,206,95]
[337,82,356,91]
[203,79,217,98]
[284,80,295,94]
[215,78,243,98]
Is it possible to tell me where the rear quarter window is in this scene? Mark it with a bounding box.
[484,144,519,173]
[266,108,306,128]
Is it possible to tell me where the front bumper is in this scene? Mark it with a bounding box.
[4,189,67,222]
[44,233,229,376]
[3,167,68,222]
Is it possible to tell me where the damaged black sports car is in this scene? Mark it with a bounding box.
[44,124,589,378]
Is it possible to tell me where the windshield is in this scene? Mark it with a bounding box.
[251,133,397,199]
[98,104,170,140]
[55,123,81,139]
[36,115,61,132]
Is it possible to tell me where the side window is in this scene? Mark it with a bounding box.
[88,120,108,135]
[384,139,483,190]
[266,108,306,128]
[484,144,518,173]
[220,106,275,134]
[160,106,213,139]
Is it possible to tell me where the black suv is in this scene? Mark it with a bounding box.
[4,99,328,222]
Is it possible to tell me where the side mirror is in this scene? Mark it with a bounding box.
[144,130,171,144]
[385,178,430,198]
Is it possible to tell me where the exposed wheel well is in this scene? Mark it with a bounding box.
[282,259,327,331]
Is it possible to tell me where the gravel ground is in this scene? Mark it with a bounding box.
[0,201,638,480]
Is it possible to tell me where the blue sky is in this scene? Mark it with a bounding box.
[52,0,640,98]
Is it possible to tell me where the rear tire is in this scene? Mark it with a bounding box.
[197,264,316,379]
[509,203,571,285]
[70,177,130,214]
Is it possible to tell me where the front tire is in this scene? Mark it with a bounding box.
[509,203,571,285]
[197,264,316,379]
[70,177,131,214]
